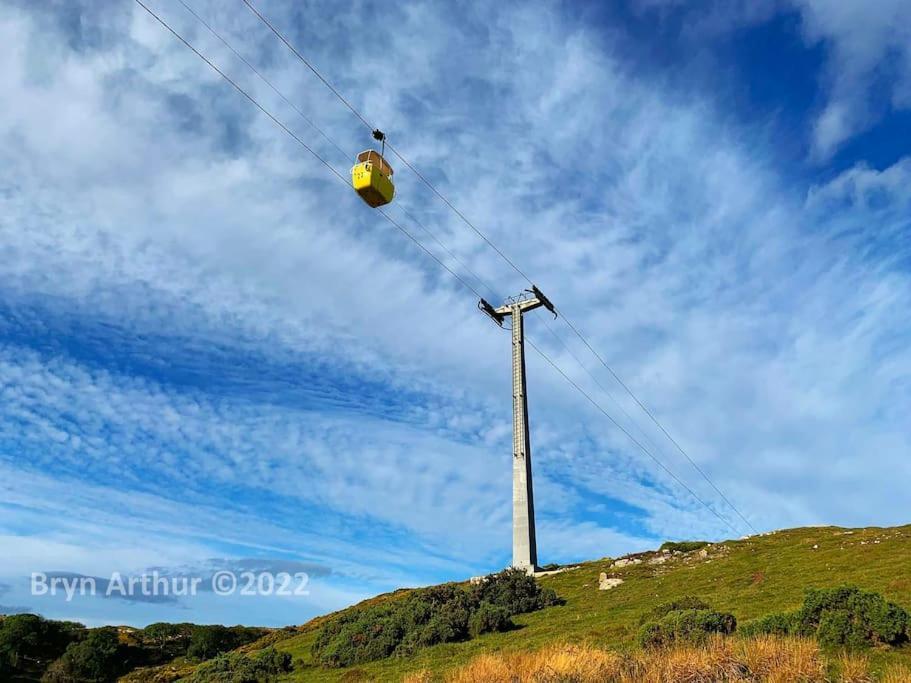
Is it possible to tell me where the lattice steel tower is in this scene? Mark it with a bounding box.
[480,286,556,573]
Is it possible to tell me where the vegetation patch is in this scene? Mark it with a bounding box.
[638,596,712,624]
[0,613,269,682]
[740,586,910,649]
[638,608,737,649]
[0,613,84,679]
[270,526,911,680]
[311,569,562,668]
[659,540,710,553]
[182,646,292,683]
[432,637,838,682]
[42,627,133,683]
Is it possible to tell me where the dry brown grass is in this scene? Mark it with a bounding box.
[737,635,824,682]
[879,665,911,683]
[432,636,909,682]
[837,652,874,683]
[445,644,624,683]
[402,671,434,683]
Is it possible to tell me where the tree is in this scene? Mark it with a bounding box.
[42,627,127,683]
[140,622,194,658]
[0,614,82,674]
[187,626,237,661]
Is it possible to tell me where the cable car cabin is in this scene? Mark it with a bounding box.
[351,150,395,208]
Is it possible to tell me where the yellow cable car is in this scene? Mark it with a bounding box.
[351,149,395,208]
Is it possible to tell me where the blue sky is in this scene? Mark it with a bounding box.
[0,0,909,627]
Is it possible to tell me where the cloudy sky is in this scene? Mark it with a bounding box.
[1,0,909,627]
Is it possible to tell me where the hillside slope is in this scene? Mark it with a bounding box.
[272,524,911,681]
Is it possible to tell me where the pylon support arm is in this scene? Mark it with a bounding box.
[479,298,505,326]
[531,285,557,318]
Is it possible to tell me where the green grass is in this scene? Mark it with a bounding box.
[176,524,911,682]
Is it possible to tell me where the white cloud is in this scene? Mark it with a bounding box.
[792,0,911,158]
[631,0,911,158]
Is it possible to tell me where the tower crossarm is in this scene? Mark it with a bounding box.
[493,297,544,316]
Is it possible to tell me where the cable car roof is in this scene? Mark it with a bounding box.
[356,149,393,176]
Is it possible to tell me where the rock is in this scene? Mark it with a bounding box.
[613,557,642,568]
[648,555,668,565]
[812,544,819,550]
[599,572,624,590]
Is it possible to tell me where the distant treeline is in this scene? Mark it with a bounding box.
[0,614,268,682]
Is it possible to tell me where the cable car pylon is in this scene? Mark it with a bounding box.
[479,286,556,573]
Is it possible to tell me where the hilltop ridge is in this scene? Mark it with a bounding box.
[246,524,910,681]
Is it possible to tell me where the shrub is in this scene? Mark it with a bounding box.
[743,586,909,649]
[183,647,292,683]
[0,613,84,675]
[638,609,737,649]
[468,602,513,638]
[186,625,265,661]
[740,612,800,638]
[471,568,563,615]
[640,596,712,624]
[313,600,417,667]
[313,571,561,667]
[140,622,195,657]
[816,610,868,650]
[42,627,130,683]
[798,586,908,647]
[658,541,709,553]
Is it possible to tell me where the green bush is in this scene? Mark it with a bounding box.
[739,612,800,638]
[140,622,195,658]
[186,625,266,661]
[800,586,908,647]
[640,596,711,624]
[638,609,736,649]
[471,568,563,615]
[42,627,130,683]
[816,610,867,649]
[183,647,292,683]
[468,602,513,638]
[0,614,84,676]
[740,586,909,649]
[312,570,561,668]
[312,599,417,667]
[658,541,709,553]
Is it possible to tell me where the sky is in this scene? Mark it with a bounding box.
[0,0,909,628]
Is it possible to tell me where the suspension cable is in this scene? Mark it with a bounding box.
[178,0,501,303]
[526,337,740,535]
[554,310,758,534]
[238,0,535,285]
[136,0,749,536]
[134,0,486,302]
[236,0,756,534]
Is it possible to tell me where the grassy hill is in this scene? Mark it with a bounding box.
[264,524,911,681]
